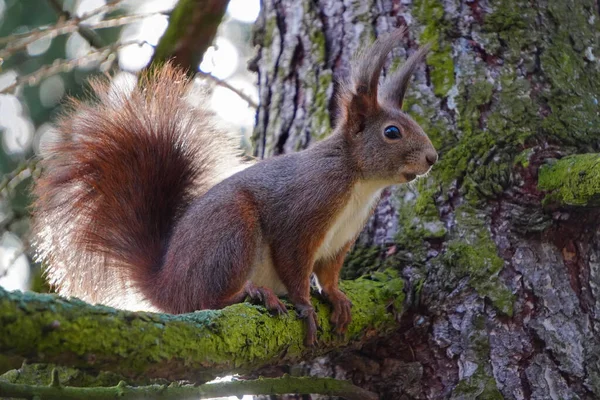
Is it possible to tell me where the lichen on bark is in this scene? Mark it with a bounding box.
[255,0,600,398]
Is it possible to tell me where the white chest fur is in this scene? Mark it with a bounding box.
[314,180,385,261]
[250,180,386,295]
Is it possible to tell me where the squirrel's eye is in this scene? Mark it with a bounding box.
[384,125,402,140]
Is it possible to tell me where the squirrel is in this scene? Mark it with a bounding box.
[32,27,437,346]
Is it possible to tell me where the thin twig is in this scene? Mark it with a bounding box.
[0,12,154,47]
[0,159,37,199]
[198,71,258,108]
[0,40,148,95]
[0,0,123,59]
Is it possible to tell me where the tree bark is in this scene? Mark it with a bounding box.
[252,0,600,399]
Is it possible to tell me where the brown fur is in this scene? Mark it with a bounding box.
[31,29,437,345]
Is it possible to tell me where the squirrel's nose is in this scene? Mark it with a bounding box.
[425,151,438,166]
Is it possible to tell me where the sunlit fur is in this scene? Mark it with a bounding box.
[32,65,243,309]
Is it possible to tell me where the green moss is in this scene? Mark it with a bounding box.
[367,269,406,312]
[263,17,278,49]
[394,184,447,267]
[538,153,600,207]
[311,72,333,139]
[414,187,439,219]
[484,0,528,32]
[413,0,455,97]
[1,364,130,388]
[429,63,537,203]
[427,50,455,97]
[514,149,534,168]
[0,275,407,382]
[308,27,326,64]
[452,314,503,399]
[453,368,504,400]
[151,0,226,68]
[538,6,600,147]
[442,206,514,316]
[408,0,548,200]
[342,246,382,279]
[446,241,502,277]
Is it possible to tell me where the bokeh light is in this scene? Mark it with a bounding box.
[76,0,106,21]
[0,92,34,155]
[0,232,30,292]
[118,14,169,71]
[26,35,52,56]
[227,0,261,23]
[210,80,257,127]
[39,75,65,108]
[200,37,239,80]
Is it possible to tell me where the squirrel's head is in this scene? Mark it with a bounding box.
[338,28,437,184]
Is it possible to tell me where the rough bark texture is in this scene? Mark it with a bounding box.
[252,0,600,399]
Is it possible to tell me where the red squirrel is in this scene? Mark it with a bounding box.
[32,28,437,346]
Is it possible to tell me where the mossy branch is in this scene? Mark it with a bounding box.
[149,0,230,74]
[0,373,377,400]
[0,272,404,383]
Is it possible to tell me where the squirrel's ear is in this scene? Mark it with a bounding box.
[340,27,407,134]
[379,43,430,110]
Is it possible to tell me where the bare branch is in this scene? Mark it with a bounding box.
[0,159,37,199]
[0,0,123,59]
[0,40,148,95]
[198,71,258,108]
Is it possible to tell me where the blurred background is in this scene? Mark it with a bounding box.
[0,0,259,292]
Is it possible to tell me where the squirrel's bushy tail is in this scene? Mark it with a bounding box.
[32,65,243,310]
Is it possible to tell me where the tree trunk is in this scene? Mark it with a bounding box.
[252,0,600,399]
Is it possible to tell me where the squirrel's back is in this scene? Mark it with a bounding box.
[32,65,243,309]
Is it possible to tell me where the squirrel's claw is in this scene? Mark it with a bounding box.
[326,290,353,335]
[295,303,319,346]
[243,282,288,316]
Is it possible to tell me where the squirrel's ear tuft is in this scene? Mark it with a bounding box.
[379,42,431,110]
[350,27,407,106]
[339,28,407,134]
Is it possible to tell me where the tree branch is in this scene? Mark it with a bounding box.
[0,159,38,200]
[0,373,378,400]
[0,40,147,94]
[0,271,405,383]
[149,0,230,74]
[0,0,123,59]
[198,71,258,108]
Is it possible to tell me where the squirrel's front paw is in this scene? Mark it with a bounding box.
[326,290,353,335]
[295,304,319,346]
